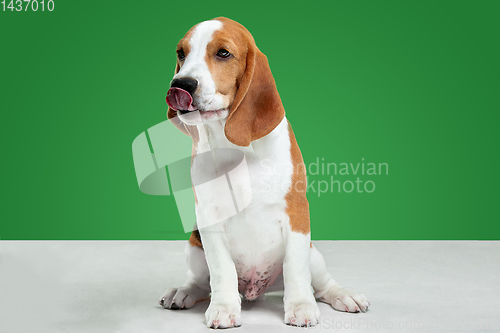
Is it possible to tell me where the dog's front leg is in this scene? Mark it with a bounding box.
[282,223,320,327]
[199,223,241,329]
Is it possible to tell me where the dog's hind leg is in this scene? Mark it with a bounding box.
[309,244,370,313]
[159,243,210,309]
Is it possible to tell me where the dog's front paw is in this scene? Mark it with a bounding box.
[159,286,209,310]
[284,300,320,327]
[205,301,242,329]
[320,286,370,313]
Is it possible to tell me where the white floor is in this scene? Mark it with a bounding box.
[0,241,499,332]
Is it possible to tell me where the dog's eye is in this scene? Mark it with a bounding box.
[177,50,185,61]
[216,49,231,59]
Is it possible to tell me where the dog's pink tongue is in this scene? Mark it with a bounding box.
[166,87,196,111]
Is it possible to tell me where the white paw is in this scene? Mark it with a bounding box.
[159,286,209,310]
[205,301,242,329]
[284,300,320,327]
[320,286,370,313]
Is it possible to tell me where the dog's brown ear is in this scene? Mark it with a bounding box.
[224,45,285,147]
[167,62,193,136]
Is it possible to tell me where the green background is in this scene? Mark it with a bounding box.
[0,0,498,240]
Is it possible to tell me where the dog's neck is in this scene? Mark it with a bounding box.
[195,119,253,155]
[193,116,289,162]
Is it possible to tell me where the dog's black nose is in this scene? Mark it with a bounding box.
[170,78,198,95]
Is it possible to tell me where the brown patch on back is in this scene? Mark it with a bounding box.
[189,229,203,248]
[285,121,311,234]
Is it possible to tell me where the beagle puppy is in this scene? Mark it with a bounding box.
[159,17,369,328]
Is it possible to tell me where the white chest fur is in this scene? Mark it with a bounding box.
[192,117,292,299]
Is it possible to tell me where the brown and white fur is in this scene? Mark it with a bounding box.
[160,17,369,328]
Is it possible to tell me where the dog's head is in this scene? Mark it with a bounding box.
[166,17,285,147]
